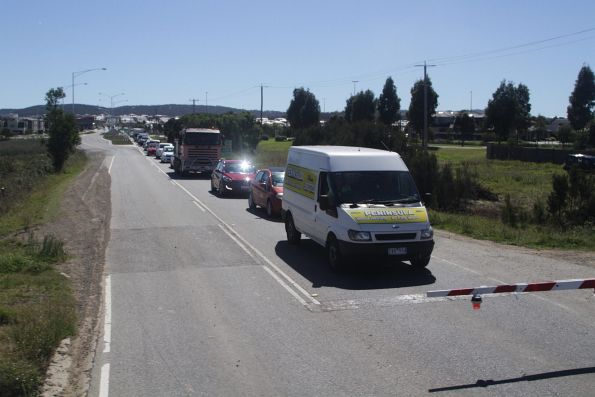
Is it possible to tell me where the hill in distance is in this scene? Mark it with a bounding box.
[0,104,287,119]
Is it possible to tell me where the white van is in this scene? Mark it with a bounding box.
[282,146,434,270]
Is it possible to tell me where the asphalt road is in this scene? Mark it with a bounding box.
[87,131,595,396]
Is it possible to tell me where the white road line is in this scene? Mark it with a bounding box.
[99,363,110,397]
[103,275,111,353]
[192,201,206,212]
[108,156,116,175]
[172,180,319,306]
[218,222,321,306]
[432,255,484,277]
[216,224,308,305]
[261,266,308,306]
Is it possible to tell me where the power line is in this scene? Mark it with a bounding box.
[427,26,595,64]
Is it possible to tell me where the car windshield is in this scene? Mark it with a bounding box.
[164,147,173,152]
[271,171,285,187]
[183,133,220,145]
[329,171,420,205]
[224,162,255,173]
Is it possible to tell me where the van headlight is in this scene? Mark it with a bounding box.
[276,192,284,199]
[420,227,433,239]
[348,230,371,241]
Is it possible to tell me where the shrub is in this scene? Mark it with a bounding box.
[0,305,16,325]
[501,194,518,227]
[11,299,76,366]
[547,173,568,218]
[532,199,547,224]
[0,356,41,397]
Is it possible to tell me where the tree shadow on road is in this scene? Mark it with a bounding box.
[275,240,436,290]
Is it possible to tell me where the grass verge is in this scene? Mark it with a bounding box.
[0,237,76,396]
[0,151,86,237]
[0,144,83,395]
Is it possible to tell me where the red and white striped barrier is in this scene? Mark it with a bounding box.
[427,278,595,298]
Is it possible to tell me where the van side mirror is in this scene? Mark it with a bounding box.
[424,193,432,208]
[319,195,329,211]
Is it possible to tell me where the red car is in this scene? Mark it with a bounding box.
[211,159,256,196]
[248,167,285,217]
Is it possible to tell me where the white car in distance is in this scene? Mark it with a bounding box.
[156,143,174,159]
[160,146,175,163]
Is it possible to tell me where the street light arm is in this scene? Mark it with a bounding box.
[73,67,107,79]
[72,67,106,114]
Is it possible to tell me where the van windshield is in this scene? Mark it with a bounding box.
[329,171,420,205]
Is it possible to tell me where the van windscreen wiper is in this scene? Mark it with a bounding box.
[373,197,421,205]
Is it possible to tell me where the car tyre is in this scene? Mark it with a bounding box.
[285,214,301,245]
[266,200,273,217]
[410,255,431,269]
[248,192,256,209]
[326,234,344,272]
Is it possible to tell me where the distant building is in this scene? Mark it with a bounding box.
[76,115,96,131]
[1,114,44,134]
[547,117,570,133]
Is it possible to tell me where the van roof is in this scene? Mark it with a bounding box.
[288,146,407,172]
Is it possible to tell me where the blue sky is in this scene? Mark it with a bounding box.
[2,0,594,117]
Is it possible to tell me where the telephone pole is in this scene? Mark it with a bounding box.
[414,61,436,149]
[189,98,199,114]
[351,80,359,96]
[260,84,269,124]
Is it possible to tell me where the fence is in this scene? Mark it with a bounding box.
[486,144,595,164]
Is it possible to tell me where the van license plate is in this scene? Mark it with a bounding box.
[388,247,407,255]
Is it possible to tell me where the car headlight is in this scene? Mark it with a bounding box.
[222,176,232,183]
[275,192,284,198]
[420,226,433,239]
[348,230,371,241]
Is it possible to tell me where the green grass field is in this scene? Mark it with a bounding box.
[432,146,563,208]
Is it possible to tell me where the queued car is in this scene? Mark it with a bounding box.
[160,146,175,163]
[248,167,285,217]
[211,159,256,197]
[156,143,174,159]
[146,140,161,156]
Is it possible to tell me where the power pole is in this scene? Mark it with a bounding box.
[259,84,269,124]
[352,80,359,96]
[415,61,436,149]
[189,98,199,114]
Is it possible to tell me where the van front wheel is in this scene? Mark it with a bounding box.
[285,214,301,245]
[410,255,431,269]
[327,235,344,272]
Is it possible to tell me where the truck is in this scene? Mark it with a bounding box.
[282,146,434,271]
[173,128,223,176]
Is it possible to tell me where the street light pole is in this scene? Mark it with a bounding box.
[72,67,106,114]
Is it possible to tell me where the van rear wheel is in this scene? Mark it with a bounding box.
[285,214,301,245]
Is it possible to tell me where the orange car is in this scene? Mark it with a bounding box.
[248,167,285,217]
